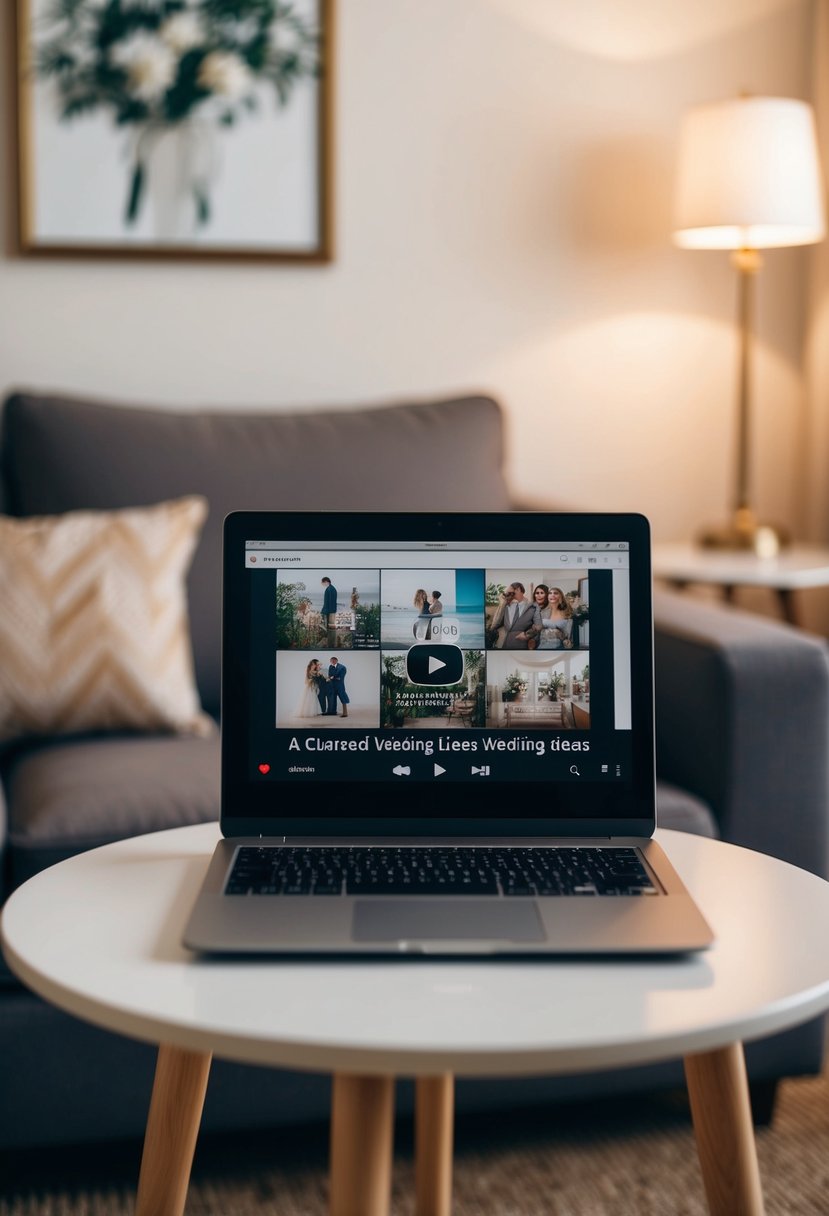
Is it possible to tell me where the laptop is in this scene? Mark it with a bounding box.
[183,510,713,955]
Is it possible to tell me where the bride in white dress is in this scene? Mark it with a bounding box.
[294,659,324,717]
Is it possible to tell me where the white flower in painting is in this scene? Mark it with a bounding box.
[271,17,304,55]
[110,31,177,101]
[197,51,252,100]
[161,12,204,53]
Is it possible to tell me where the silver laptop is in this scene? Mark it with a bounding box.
[183,510,713,955]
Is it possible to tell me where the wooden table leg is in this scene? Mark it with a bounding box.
[415,1075,454,1216]
[776,588,801,627]
[330,1073,395,1216]
[135,1043,212,1216]
[684,1042,765,1216]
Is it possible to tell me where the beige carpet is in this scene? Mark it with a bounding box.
[3,1070,829,1215]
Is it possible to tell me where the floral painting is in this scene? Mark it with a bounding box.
[17,0,332,258]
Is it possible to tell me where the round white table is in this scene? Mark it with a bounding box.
[4,824,829,1216]
[652,541,829,626]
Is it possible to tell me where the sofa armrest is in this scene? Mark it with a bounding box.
[654,589,829,876]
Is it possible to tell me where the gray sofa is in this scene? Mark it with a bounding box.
[1,389,828,1148]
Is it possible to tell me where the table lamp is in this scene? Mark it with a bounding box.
[673,95,825,555]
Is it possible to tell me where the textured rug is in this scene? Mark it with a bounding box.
[3,1070,829,1215]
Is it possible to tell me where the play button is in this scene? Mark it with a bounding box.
[406,644,464,686]
[434,764,446,777]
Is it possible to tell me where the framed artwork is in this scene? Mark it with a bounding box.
[15,0,333,261]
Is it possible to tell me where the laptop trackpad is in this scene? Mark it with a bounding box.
[353,899,545,943]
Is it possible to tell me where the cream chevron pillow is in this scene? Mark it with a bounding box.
[0,497,213,740]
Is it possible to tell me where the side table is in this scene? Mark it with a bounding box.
[652,542,829,627]
[5,823,829,1216]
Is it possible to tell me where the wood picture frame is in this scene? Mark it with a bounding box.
[15,0,333,261]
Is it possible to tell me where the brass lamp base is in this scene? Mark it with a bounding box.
[698,509,788,558]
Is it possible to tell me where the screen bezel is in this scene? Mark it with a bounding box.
[220,510,655,838]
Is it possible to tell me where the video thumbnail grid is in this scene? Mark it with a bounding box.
[274,567,592,732]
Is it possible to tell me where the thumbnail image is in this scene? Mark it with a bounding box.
[276,569,380,650]
[380,568,485,650]
[485,651,591,730]
[486,571,589,650]
[380,649,485,729]
[276,651,380,728]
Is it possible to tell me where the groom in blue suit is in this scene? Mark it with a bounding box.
[321,576,337,641]
[327,657,350,717]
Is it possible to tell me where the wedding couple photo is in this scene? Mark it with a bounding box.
[275,651,380,728]
[485,572,589,651]
[275,568,380,650]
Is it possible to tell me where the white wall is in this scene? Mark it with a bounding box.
[0,0,817,543]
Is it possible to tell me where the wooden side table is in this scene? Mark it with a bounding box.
[652,542,829,627]
[5,823,829,1216]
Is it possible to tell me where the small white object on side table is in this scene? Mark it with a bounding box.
[5,823,829,1216]
[652,542,829,627]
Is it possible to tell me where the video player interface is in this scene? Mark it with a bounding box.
[244,540,633,788]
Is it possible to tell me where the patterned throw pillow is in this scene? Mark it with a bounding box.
[0,497,213,740]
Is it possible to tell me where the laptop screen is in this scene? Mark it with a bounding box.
[221,512,654,835]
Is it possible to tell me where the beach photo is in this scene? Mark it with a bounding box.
[380,568,485,650]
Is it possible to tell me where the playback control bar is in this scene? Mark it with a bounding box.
[269,747,628,782]
[388,760,622,780]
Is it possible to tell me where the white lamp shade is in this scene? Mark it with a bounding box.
[673,96,826,250]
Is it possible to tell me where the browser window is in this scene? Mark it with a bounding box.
[244,540,632,787]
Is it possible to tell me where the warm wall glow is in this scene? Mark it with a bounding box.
[482,0,800,62]
[483,310,804,541]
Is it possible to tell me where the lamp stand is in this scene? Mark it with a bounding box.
[698,247,788,557]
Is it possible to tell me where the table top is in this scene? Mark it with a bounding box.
[652,542,829,589]
[4,824,829,1079]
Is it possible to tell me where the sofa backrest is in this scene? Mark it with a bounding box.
[1,391,511,715]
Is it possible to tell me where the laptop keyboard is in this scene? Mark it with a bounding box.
[225,846,659,897]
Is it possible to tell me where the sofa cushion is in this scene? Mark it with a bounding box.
[654,779,718,839]
[0,497,211,742]
[4,733,221,888]
[1,392,511,715]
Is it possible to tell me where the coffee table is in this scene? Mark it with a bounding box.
[4,824,829,1216]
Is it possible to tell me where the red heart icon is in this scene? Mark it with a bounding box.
[258,763,270,774]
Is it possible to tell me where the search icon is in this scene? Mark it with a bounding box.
[569,764,581,777]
